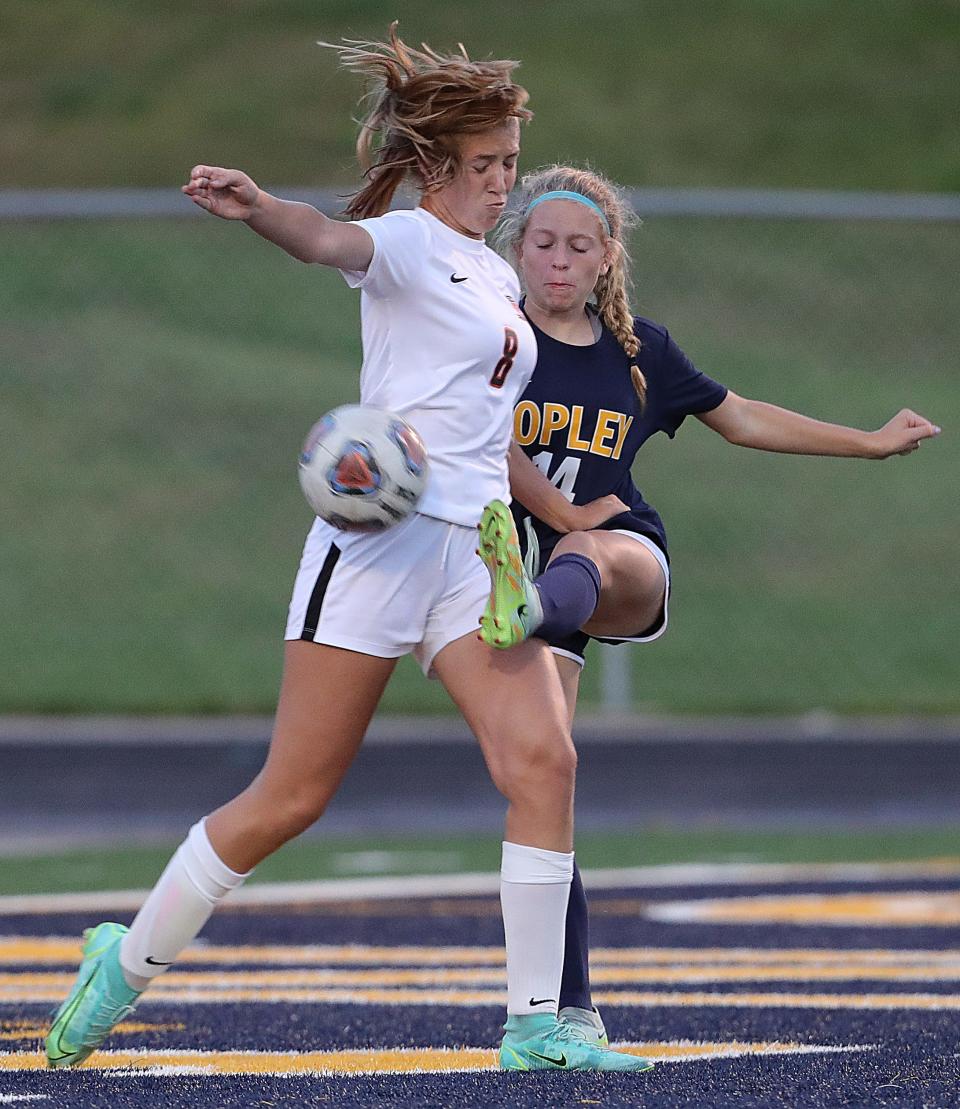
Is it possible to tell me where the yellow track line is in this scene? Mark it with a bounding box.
[0,1040,871,1074]
[5,938,959,967]
[6,959,960,991]
[3,984,960,1009]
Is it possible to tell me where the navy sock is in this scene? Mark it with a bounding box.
[534,553,602,641]
[559,861,593,1010]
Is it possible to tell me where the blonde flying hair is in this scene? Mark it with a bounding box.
[319,23,531,220]
[495,166,647,406]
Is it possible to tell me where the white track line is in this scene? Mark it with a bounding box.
[2,859,960,915]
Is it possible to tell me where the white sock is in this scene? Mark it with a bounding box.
[500,840,574,1017]
[119,818,250,989]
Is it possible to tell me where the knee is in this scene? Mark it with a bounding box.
[488,727,577,803]
[521,733,577,801]
[244,776,330,842]
[552,530,597,560]
[551,530,608,574]
[275,795,327,840]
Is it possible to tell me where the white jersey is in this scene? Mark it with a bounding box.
[339,207,537,526]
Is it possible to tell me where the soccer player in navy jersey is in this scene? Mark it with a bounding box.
[476,164,940,1045]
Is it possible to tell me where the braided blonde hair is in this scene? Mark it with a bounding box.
[494,165,646,406]
[319,23,531,220]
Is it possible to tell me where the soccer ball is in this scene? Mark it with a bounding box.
[298,404,428,532]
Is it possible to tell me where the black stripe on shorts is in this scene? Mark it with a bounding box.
[300,543,341,641]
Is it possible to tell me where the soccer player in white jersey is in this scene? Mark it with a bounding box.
[45,30,652,1075]
[481,163,941,1046]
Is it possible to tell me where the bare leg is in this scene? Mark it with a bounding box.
[434,630,576,1018]
[432,631,575,850]
[554,654,582,730]
[117,639,397,984]
[550,531,665,639]
[206,640,397,872]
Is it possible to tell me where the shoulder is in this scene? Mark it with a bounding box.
[355,208,432,250]
[632,316,696,368]
[631,316,670,350]
[367,207,427,228]
[343,209,434,291]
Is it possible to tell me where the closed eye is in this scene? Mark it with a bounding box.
[533,243,588,254]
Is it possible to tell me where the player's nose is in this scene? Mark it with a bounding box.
[488,169,508,196]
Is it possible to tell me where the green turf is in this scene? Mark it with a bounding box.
[2,216,955,714]
[3,1,958,191]
[5,827,960,897]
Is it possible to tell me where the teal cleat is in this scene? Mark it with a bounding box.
[559,1005,609,1047]
[477,500,543,649]
[46,921,141,1068]
[499,1013,653,1072]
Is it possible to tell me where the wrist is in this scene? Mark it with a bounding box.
[860,429,886,460]
[532,498,573,533]
[245,188,272,225]
[553,500,581,533]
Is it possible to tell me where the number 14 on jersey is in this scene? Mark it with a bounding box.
[531,451,581,501]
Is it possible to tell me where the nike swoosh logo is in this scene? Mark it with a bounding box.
[450,274,469,283]
[145,955,173,966]
[48,969,97,1060]
[528,996,555,1006]
[529,1050,567,1067]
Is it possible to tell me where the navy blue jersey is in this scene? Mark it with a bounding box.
[513,314,727,561]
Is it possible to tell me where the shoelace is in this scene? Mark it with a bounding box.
[560,1019,604,1043]
[546,1020,607,1047]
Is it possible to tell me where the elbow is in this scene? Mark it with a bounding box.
[720,406,761,448]
[708,394,760,449]
[723,426,752,448]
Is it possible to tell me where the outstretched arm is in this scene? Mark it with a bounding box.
[698,391,941,459]
[507,442,628,533]
[182,165,373,271]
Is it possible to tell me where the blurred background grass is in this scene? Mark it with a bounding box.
[4,0,958,190]
[2,0,956,715]
[8,826,959,896]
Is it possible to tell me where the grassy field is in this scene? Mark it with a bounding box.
[2,215,956,715]
[6,826,960,897]
[3,1,957,716]
[3,0,958,191]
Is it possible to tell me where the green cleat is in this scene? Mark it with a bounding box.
[559,1005,609,1047]
[46,921,141,1069]
[477,500,543,649]
[499,1013,653,1072]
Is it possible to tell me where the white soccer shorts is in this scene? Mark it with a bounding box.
[285,513,489,676]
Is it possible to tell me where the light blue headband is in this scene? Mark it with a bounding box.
[524,190,611,235]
